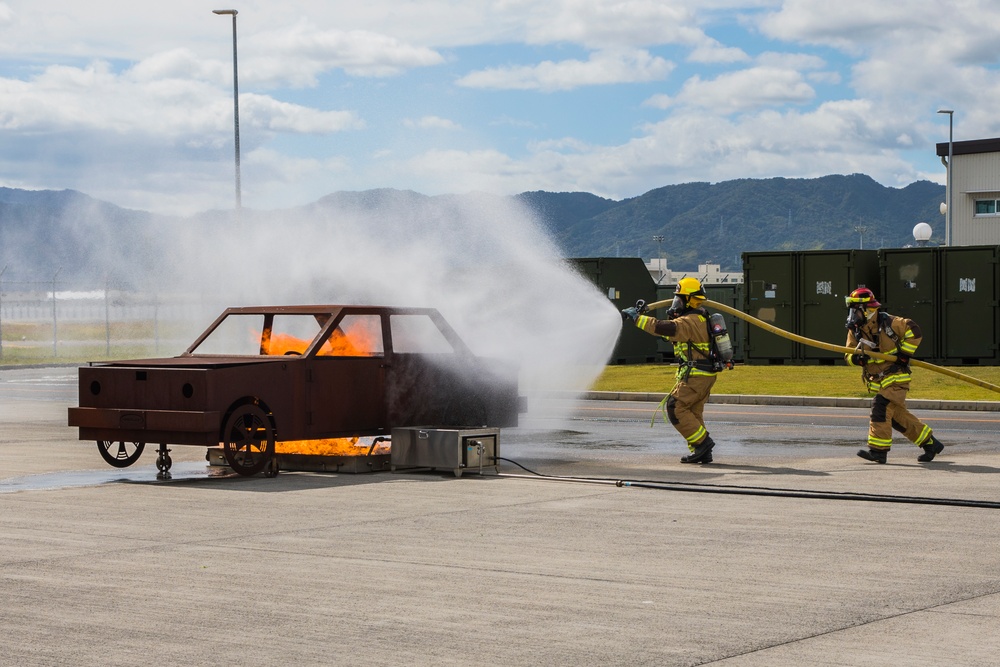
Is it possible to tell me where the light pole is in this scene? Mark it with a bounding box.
[51,266,61,357]
[214,9,242,219]
[937,109,953,246]
[652,235,665,283]
[853,224,868,250]
[0,264,7,358]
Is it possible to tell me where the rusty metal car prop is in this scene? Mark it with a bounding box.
[68,305,523,477]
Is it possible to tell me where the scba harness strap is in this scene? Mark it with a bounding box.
[859,312,911,391]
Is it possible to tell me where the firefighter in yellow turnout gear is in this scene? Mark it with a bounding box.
[844,287,945,464]
[622,278,723,464]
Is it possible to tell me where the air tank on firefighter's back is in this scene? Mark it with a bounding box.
[654,282,744,363]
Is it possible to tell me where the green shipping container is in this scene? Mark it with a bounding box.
[743,252,796,364]
[569,258,659,364]
[798,250,880,363]
[878,247,939,362]
[939,246,999,365]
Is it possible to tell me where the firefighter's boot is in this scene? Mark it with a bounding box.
[857,447,888,464]
[917,435,945,463]
[681,436,715,464]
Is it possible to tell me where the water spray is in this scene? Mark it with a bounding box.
[640,298,1000,395]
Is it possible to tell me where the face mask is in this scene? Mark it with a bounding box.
[846,307,866,329]
[666,295,686,319]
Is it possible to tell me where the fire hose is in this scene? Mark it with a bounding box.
[641,298,1000,395]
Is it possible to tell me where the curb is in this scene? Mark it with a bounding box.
[564,391,1000,412]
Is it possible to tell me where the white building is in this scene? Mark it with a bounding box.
[936,137,1000,245]
[643,260,743,286]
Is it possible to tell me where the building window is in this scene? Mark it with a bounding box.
[975,199,999,216]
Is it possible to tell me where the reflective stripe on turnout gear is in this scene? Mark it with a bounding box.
[867,434,893,448]
[685,425,707,446]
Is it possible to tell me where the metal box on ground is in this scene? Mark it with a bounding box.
[390,426,500,477]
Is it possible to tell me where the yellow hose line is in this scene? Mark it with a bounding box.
[644,298,1000,395]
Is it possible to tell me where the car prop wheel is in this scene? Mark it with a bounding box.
[222,402,275,477]
[97,440,145,468]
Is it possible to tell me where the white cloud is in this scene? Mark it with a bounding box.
[687,39,750,64]
[403,116,461,130]
[457,48,674,91]
[667,67,815,113]
[0,0,996,216]
[249,23,446,86]
[515,0,706,49]
[242,95,365,134]
[363,97,931,202]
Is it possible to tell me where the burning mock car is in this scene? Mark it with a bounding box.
[68,305,523,477]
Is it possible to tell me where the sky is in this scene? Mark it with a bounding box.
[0,0,994,216]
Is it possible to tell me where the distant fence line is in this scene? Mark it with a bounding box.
[0,284,208,323]
[0,280,227,358]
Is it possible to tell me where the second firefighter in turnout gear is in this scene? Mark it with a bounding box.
[844,287,945,464]
[622,277,729,464]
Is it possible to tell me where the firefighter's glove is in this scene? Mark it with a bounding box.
[621,307,640,323]
[895,353,910,366]
[849,353,869,366]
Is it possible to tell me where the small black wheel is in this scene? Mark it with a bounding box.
[97,440,145,468]
[222,402,275,477]
[156,453,173,473]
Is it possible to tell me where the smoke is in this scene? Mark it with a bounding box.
[156,189,622,399]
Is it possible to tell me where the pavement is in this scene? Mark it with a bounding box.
[3,391,1000,666]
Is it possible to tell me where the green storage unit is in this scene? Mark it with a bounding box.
[654,284,676,362]
[570,257,659,364]
[939,246,999,365]
[878,247,939,362]
[743,252,797,364]
[798,250,880,364]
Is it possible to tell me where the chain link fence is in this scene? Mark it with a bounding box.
[0,278,222,361]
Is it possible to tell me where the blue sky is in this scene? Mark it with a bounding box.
[0,1,993,215]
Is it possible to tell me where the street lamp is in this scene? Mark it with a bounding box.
[214,9,242,218]
[652,235,665,283]
[0,264,7,359]
[937,109,953,246]
[853,224,868,250]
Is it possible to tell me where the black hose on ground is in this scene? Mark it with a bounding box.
[494,457,1000,510]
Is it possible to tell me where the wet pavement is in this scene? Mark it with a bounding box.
[4,366,1000,666]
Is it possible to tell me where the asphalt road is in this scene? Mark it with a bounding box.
[4,365,1000,666]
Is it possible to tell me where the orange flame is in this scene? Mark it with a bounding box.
[276,436,389,457]
[253,321,379,357]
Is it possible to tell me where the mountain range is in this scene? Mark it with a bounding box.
[0,174,945,287]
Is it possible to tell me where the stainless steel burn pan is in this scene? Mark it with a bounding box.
[206,447,391,474]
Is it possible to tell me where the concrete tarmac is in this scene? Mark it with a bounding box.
[3,391,1000,666]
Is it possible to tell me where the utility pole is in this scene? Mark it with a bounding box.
[51,267,62,357]
[652,235,665,284]
[0,264,7,359]
[214,9,242,224]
